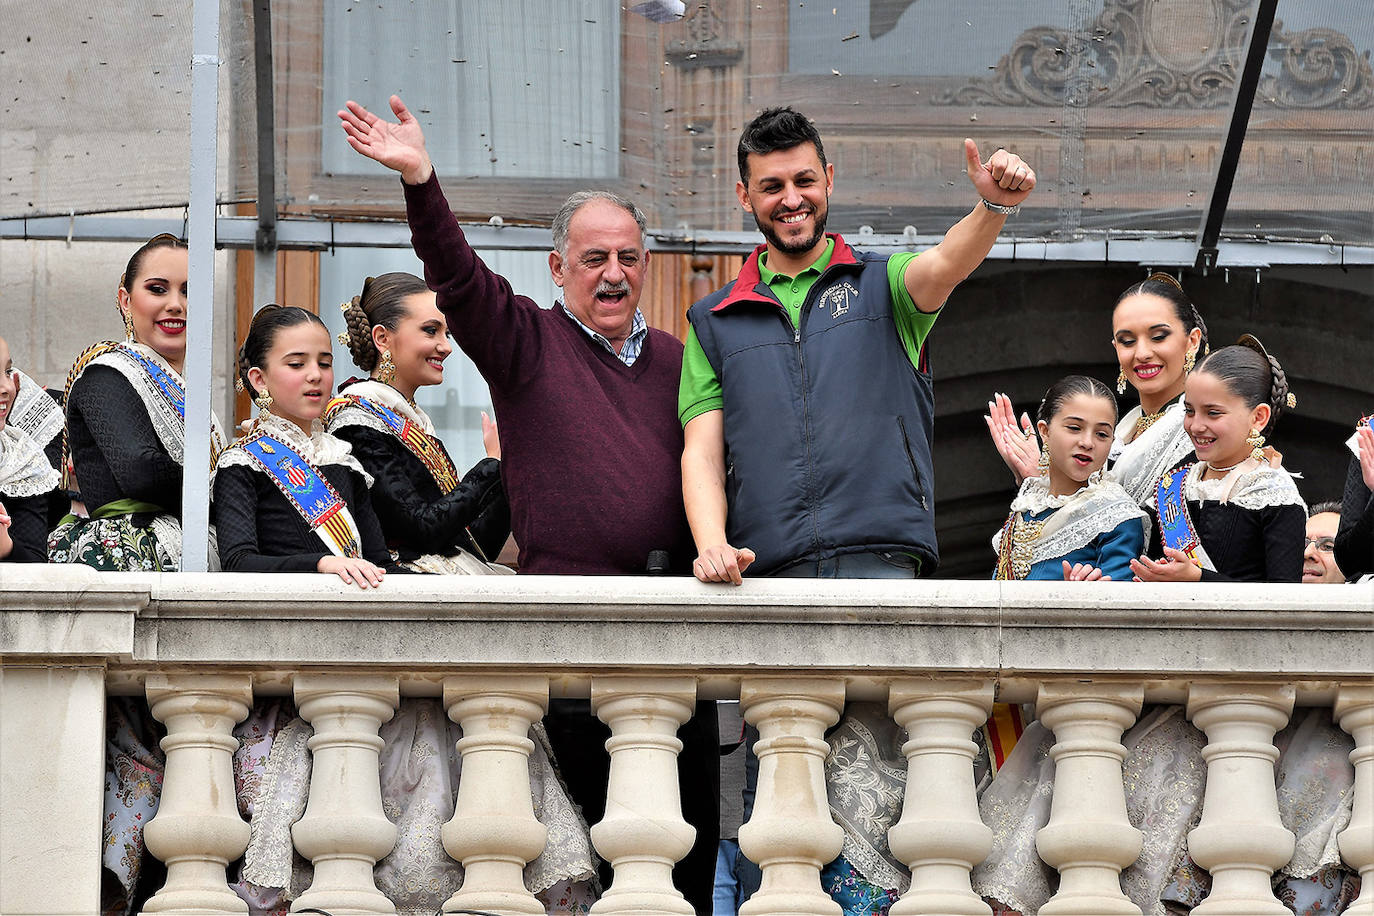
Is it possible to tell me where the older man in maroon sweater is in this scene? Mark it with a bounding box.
[339,95,714,909]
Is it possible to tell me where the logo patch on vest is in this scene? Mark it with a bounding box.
[818,281,859,319]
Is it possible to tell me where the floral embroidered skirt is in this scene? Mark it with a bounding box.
[49,512,180,571]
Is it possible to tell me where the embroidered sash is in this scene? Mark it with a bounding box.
[62,341,225,487]
[1155,465,1203,566]
[324,394,460,493]
[239,432,363,559]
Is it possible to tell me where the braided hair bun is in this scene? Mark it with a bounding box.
[340,272,430,373]
[1194,334,1294,436]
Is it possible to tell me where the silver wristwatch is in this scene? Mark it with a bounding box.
[981,198,1020,216]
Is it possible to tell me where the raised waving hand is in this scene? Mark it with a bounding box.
[338,95,433,185]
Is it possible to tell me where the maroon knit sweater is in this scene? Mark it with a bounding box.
[404,174,693,575]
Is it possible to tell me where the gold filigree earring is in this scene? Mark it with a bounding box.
[255,389,273,413]
[1116,369,1127,395]
[1038,442,1051,475]
[1246,428,1265,462]
[376,350,396,385]
[1183,349,1197,374]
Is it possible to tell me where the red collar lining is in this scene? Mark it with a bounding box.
[712,234,859,312]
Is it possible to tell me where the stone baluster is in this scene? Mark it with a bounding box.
[737,677,846,916]
[441,675,549,916]
[887,679,996,916]
[1185,683,1295,915]
[140,674,253,915]
[291,674,399,916]
[589,676,697,914]
[1035,683,1145,915]
[1335,686,1374,916]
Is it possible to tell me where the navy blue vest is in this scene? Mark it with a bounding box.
[688,236,938,575]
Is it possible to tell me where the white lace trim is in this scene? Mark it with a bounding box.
[992,475,1149,566]
[1185,461,1306,511]
[81,343,227,468]
[215,414,372,488]
[337,379,436,434]
[0,425,60,498]
[1110,396,1193,508]
[9,369,63,448]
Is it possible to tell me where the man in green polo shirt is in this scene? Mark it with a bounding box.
[681,106,1036,583]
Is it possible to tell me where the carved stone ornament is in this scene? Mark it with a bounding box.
[665,2,743,69]
[936,0,1372,109]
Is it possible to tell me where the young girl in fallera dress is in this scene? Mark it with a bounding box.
[325,271,510,574]
[987,273,1207,511]
[214,306,596,915]
[973,338,1358,915]
[213,305,391,584]
[991,376,1146,582]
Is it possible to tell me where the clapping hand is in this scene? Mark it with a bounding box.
[1129,548,1202,583]
[985,392,1038,484]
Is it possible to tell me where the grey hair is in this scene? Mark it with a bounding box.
[1309,501,1342,517]
[551,190,647,258]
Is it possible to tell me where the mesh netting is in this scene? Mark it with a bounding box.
[5,0,1371,244]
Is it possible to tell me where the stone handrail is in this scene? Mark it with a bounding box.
[1,566,1370,915]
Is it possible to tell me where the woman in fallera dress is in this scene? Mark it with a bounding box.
[325,271,510,574]
[0,335,60,563]
[49,233,227,571]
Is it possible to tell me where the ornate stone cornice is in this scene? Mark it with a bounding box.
[936,0,1372,109]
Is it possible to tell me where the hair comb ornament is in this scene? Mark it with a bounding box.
[1146,271,1185,292]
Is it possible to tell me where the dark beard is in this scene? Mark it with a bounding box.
[756,207,827,256]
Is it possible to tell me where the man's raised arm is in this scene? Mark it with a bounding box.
[902,139,1036,314]
[338,95,537,388]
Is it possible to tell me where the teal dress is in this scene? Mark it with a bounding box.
[992,475,1147,581]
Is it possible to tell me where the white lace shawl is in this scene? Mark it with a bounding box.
[83,343,227,467]
[1184,461,1306,511]
[0,424,60,498]
[327,379,436,436]
[991,474,1149,567]
[9,369,63,449]
[214,413,372,489]
[1110,396,1193,508]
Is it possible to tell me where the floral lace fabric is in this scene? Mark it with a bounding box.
[1110,397,1192,508]
[214,413,371,489]
[1184,461,1307,511]
[992,474,1149,567]
[972,703,1358,915]
[9,368,63,450]
[0,424,60,498]
[238,698,597,915]
[824,703,910,894]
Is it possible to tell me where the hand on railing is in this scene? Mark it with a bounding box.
[317,555,386,589]
[693,543,756,585]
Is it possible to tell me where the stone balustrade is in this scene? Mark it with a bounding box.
[0,567,1370,916]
